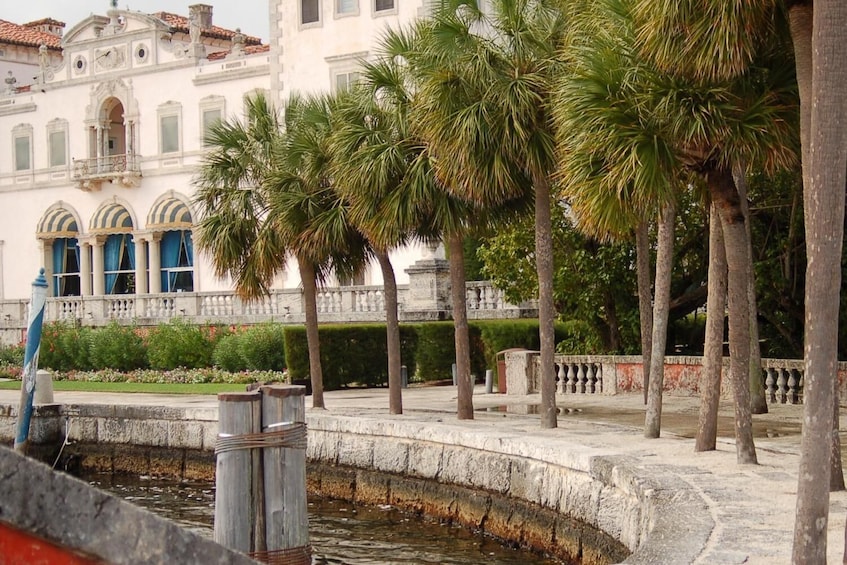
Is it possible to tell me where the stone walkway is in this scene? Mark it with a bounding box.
[1,384,845,563]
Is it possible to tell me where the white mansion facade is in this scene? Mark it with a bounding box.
[0,1,433,304]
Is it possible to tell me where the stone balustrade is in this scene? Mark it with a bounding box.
[0,280,534,345]
[502,352,847,403]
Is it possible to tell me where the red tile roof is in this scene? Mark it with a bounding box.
[151,12,262,45]
[206,44,270,61]
[0,19,63,50]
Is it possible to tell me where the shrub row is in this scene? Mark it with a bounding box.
[39,320,285,374]
[31,319,572,391]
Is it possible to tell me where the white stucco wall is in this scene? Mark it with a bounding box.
[0,3,435,301]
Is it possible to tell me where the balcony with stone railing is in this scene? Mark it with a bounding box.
[72,154,142,191]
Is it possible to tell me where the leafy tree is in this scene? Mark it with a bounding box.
[479,206,641,354]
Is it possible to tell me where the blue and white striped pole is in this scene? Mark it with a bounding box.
[14,268,49,453]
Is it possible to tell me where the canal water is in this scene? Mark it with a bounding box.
[85,473,568,565]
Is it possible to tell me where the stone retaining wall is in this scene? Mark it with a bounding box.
[0,403,713,564]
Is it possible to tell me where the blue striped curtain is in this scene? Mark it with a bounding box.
[160,231,181,292]
[52,239,66,297]
[184,231,193,266]
[104,234,122,294]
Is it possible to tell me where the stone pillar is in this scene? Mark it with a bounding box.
[92,237,105,296]
[78,240,92,296]
[41,240,54,297]
[133,234,148,295]
[95,126,104,167]
[402,242,451,321]
[149,234,162,294]
[126,121,135,167]
[0,240,5,300]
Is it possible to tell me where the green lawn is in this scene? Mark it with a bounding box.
[0,381,248,395]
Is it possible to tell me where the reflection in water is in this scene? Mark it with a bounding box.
[86,474,566,565]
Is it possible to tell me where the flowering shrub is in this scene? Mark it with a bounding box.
[53,368,286,385]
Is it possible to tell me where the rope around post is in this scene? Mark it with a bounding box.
[248,545,312,565]
[214,422,307,455]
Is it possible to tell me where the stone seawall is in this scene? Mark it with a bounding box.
[0,402,713,564]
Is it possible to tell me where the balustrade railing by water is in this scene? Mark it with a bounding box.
[524,354,847,405]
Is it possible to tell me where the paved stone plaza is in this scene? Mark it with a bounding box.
[1,385,845,563]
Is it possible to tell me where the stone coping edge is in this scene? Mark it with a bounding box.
[306,412,715,564]
[0,403,715,563]
[0,445,257,565]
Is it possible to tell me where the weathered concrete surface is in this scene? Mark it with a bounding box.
[0,445,257,565]
[1,386,846,563]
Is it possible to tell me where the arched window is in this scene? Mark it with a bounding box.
[37,206,81,297]
[147,195,194,293]
[161,230,193,292]
[90,201,135,294]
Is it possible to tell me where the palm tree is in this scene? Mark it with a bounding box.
[412,0,564,428]
[556,0,798,461]
[790,1,847,558]
[330,26,484,419]
[328,34,434,416]
[194,92,369,410]
[631,0,847,554]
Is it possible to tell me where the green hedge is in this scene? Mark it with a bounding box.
[27,319,568,390]
[284,324,417,390]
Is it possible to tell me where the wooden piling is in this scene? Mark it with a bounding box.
[214,391,263,554]
[261,385,309,562]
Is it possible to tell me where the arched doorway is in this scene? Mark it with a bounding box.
[88,97,129,174]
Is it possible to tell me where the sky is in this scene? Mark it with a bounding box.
[2,1,270,42]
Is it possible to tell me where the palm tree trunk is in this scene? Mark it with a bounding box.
[708,165,757,465]
[635,221,653,405]
[790,0,845,495]
[696,204,727,452]
[298,257,325,409]
[534,174,558,429]
[448,233,474,420]
[733,163,767,415]
[792,1,847,560]
[376,249,402,415]
[644,203,674,439]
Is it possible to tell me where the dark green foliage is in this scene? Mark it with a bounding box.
[412,322,486,382]
[39,322,93,372]
[88,322,147,372]
[474,320,543,370]
[239,323,286,371]
[146,319,221,370]
[213,332,247,372]
[284,324,418,390]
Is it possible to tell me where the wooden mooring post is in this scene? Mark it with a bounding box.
[214,386,310,564]
[214,391,264,554]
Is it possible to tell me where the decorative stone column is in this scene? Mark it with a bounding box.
[40,240,54,297]
[148,233,162,294]
[133,234,148,295]
[0,240,4,300]
[402,241,452,321]
[78,240,92,296]
[92,236,105,296]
